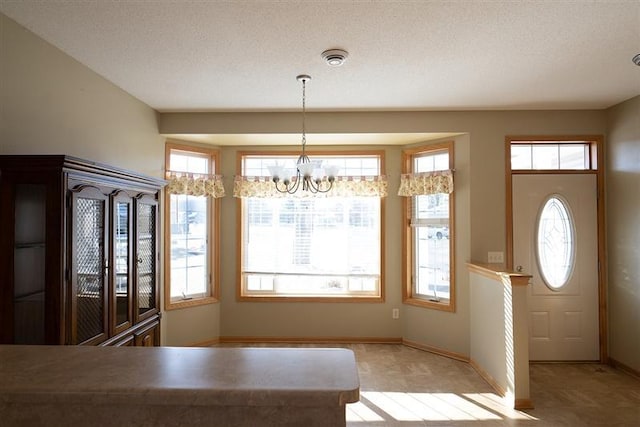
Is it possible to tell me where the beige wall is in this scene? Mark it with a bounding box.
[163,303,220,346]
[606,95,640,372]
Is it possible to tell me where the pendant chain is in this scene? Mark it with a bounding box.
[301,79,307,155]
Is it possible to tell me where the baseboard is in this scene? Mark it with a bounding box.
[218,336,403,345]
[469,358,535,410]
[188,338,220,347]
[514,399,535,410]
[468,358,507,397]
[401,339,469,362]
[609,357,640,380]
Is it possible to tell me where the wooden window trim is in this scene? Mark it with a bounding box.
[401,141,456,312]
[164,141,220,311]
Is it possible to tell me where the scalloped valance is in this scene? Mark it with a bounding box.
[233,175,388,198]
[166,171,226,198]
[397,170,454,196]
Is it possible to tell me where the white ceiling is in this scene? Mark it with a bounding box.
[2,0,639,115]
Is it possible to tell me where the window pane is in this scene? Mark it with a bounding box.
[244,154,380,178]
[170,194,208,298]
[415,226,450,300]
[511,145,532,169]
[415,152,448,173]
[414,193,449,221]
[241,154,382,298]
[511,142,591,170]
[243,197,380,288]
[532,145,559,169]
[170,152,208,174]
[413,193,450,300]
[559,145,588,169]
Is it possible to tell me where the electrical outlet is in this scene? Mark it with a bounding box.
[392,308,400,319]
[488,251,504,263]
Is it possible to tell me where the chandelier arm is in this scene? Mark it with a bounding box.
[315,179,334,193]
[305,177,334,194]
[273,179,289,194]
[286,172,302,194]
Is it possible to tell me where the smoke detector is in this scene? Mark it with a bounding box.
[322,49,349,67]
[633,54,640,66]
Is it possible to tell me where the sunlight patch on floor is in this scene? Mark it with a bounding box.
[463,393,538,420]
[346,401,385,422]
[347,391,538,423]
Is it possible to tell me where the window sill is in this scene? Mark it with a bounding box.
[238,295,384,303]
[403,296,455,312]
[165,296,219,311]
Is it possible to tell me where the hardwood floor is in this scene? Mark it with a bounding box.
[214,343,640,426]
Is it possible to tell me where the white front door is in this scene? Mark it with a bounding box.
[513,174,599,361]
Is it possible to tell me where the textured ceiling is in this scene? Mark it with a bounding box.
[1,0,639,113]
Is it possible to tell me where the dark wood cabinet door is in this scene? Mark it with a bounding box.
[70,185,109,345]
[135,195,159,322]
[111,192,133,335]
[134,320,159,347]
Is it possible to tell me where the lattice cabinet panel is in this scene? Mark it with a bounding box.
[136,199,157,320]
[71,188,108,345]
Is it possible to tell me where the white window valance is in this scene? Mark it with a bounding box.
[397,170,454,196]
[233,175,388,198]
[166,171,226,198]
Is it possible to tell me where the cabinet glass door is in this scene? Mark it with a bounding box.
[72,186,109,345]
[136,197,158,319]
[112,196,132,334]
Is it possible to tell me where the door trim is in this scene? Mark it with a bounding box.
[505,135,607,362]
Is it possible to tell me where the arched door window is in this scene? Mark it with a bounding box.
[536,195,576,290]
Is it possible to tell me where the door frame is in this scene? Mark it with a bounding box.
[505,135,607,362]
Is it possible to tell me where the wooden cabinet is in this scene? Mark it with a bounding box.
[0,155,164,346]
[134,320,160,347]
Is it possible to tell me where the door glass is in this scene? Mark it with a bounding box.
[536,195,575,290]
[114,201,130,326]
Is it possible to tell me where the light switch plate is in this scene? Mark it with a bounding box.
[488,251,504,263]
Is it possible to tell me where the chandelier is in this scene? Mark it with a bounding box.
[268,75,338,194]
